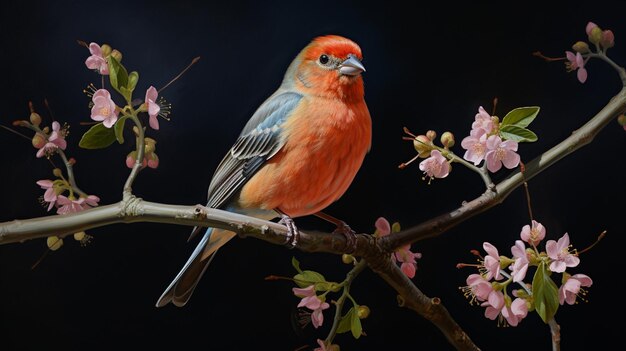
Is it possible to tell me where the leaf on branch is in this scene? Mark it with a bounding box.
[351,306,363,338]
[293,270,326,288]
[336,307,354,334]
[532,261,560,323]
[79,122,117,149]
[501,106,540,128]
[291,256,302,273]
[499,125,538,142]
[108,55,129,98]
[114,115,130,144]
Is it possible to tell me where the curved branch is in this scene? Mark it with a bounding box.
[0,196,480,350]
[382,86,626,250]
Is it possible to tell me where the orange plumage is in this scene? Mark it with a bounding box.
[157,35,371,307]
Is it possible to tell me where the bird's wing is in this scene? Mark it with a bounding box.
[206,90,302,209]
[186,91,301,241]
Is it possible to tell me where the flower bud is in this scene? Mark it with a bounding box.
[586,22,598,36]
[68,157,76,166]
[100,44,112,57]
[572,41,590,54]
[42,126,50,134]
[499,256,514,269]
[440,131,455,148]
[341,254,354,264]
[144,137,157,154]
[426,130,437,141]
[74,231,86,241]
[29,112,42,126]
[111,49,123,62]
[47,236,63,251]
[126,151,137,169]
[413,135,432,158]
[132,126,140,136]
[601,30,615,50]
[617,114,626,126]
[357,305,370,319]
[589,26,603,46]
[328,345,340,351]
[147,153,159,169]
[32,133,46,148]
[52,168,63,177]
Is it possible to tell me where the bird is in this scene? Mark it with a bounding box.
[156,35,372,307]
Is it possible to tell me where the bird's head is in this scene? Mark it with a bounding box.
[286,35,365,100]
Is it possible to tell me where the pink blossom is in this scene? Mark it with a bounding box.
[483,242,503,281]
[485,135,520,173]
[586,22,598,36]
[36,122,67,158]
[461,131,488,165]
[565,51,588,84]
[559,274,592,305]
[501,298,528,327]
[292,285,329,328]
[374,217,421,279]
[520,220,546,246]
[546,233,580,273]
[394,245,422,278]
[510,240,528,283]
[375,217,391,236]
[481,290,505,320]
[419,150,450,179]
[36,180,57,211]
[601,30,615,49]
[471,106,494,135]
[56,195,100,215]
[466,274,504,308]
[145,86,161,130]
[91,89,119,128]
[85,42,109,75]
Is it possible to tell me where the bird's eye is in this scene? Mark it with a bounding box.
[319,54,330,65]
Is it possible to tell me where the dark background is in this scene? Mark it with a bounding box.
[1,1,625,350]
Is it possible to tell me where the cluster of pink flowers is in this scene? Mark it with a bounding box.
[375,217,422,278]
[462,220,592,326]
[34,121,67,158]
[565,22,616,84]
[37,179,100,215]
[461,106,520,173]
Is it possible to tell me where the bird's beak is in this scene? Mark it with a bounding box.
[339,54,365,76]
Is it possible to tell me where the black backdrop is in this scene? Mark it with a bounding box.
[1,1,625,350]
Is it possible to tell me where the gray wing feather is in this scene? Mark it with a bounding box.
[204,91,302,209]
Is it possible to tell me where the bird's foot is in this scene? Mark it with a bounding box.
[279,214,299,249]
[333,221,357,254]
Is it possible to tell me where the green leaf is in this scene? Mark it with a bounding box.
[501,106,540,128]
[293,270,326,288]
[499,125,538,143]
[114,115,130,144]
[532,261,560,323]
[291,257,302,273]
[127,71,139,92]
[108,55,128,94]
[336,307,354,334]
[79,122,117,149]
[351,306,363,339]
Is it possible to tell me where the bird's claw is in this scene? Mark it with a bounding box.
[279,214,299,249]
[333,221,357,254]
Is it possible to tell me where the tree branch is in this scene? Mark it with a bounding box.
[382,86,626,250]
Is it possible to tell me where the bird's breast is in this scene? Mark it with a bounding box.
[238,97,371,217]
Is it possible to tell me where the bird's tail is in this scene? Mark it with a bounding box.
[156,228,236,307]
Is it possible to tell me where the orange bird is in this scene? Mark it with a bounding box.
[157,35,372,307]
